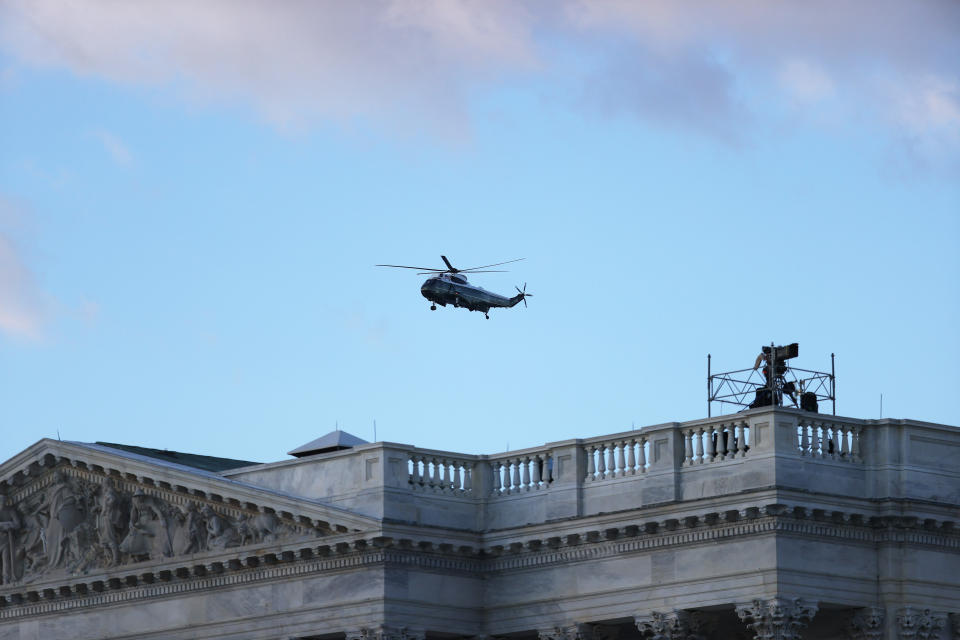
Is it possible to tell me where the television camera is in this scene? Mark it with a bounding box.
[707,343,835,417]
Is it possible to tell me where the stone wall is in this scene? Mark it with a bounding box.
[0,408,957,640]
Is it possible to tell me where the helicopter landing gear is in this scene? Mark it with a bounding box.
[430,304,437,311]
[485,313,489,320]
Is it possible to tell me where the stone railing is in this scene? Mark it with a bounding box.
[682,420,750,466]
[407,451,476,495]
[404,448,555,497]
[489,451,553,495]
[797,417,862,462]
[583,434,649,481]
[389,412,960,521]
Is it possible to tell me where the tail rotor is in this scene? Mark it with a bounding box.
[515,283,533,308]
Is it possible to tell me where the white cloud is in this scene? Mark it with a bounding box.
[0,230,44,340]
[0,0,957,161]
[0,0,539,137]
[778,60,834,104]
[90,129,133,167]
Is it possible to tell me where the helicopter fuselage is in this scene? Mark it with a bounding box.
[421,274,523,315]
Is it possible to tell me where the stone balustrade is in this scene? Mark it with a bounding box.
[583,435,648,481]
[407,453,474,494]
[797,418,862,461]
[489,452,553,495]
[682,421,748,466]
[217,409,959,531]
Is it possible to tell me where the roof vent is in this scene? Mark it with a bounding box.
[287,430,369,458]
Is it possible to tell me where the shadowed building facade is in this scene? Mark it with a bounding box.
[0,408,957,639]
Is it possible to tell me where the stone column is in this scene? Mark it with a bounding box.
[735,598,818,640]
[894,608,946,639]
[634,611,712,640]
[848,607,885,640]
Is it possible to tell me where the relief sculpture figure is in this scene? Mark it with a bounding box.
[95,479,126,566]
[202,505,240,550]
[177,501,206,555]
[41,471,88,571]
[119,490,173,561]
[238,510,285,545]
[0,494,23,584]
[16,492,51,578]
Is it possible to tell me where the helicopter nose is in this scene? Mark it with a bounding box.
[421,279,439,298]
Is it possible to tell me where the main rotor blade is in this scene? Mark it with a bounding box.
[459,257,525,272]
[440,255,457,272]
[416,270,507,275]
[376,264,443,271]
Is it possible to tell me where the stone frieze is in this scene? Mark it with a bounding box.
[0,467,318,586]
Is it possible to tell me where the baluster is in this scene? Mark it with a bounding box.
[627,439,637,475]
[841,425,851,458]
[509,458,519,493]
[694,428,704,464]
[535,455,544,487]
[606,443,616,478]
[638,438,647,472]
[736,423,747,456]
[707,426,718,461]
[501,461,510,493]
[831,425,840,459]
[521,457,531,491]
[595,444,605,479]
[811,423,821,458]
[429,458,438,490]
[463,463,473,491]
[586,446,596,481]
[409,456,418,485]
[684,429,694,465]
[442,459,452,490]
[452,461,462,491]
[616,441,626,476]
[491,461,502,495]
[800,421,810,456]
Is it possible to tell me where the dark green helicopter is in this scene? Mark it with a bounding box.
[377,256,532,319]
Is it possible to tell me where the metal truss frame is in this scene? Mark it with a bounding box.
[707,354,835,417]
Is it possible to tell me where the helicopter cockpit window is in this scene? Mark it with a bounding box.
[452,275,467,284]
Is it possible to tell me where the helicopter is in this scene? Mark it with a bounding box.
[376,256,532,319]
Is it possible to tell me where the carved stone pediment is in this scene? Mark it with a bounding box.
[0,441,378,587]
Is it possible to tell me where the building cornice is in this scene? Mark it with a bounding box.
[2,499,956,621]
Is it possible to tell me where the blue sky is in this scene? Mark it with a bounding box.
[1,1,958,464]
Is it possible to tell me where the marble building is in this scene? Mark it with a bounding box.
[0,407,957,639]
